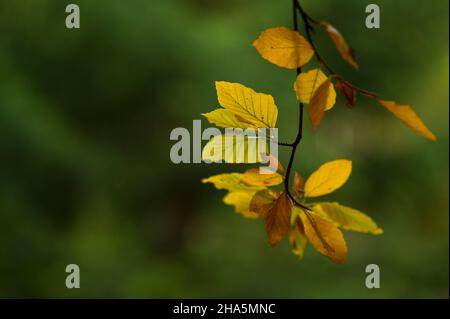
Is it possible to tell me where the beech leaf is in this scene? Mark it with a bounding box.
[312,202,383,234]
[294,68,336,110]
[253,27,314,69]
[241,168,284,187]
[299,210,348,264]
[308,78,333,129]
[304,159,352,198]
[321,21,358,69]
[335,79,357,108]
[265,192,292,246]
[215,81,278,128]
[378,100,437,141]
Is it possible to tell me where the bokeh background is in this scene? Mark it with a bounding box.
[0,0,448,298]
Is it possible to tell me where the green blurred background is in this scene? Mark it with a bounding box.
[0,0,448,298]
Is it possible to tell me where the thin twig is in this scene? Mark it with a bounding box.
[294,0,380,98]
[283,0,307,211]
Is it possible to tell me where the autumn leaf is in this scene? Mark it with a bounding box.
[299,209,348,264]
[292,171,304,198]
[288,218,308,258]
[202,173,263,192]
[241,168,283,186]
[202,109,249,129]
[250,189,280,219]
[335,79,356,108]
[215,81,278,128]
[253,27,314,69]
[304,159,352,198]
[321,21,358,69]
[203,173,267,219]
[312,202,383,234]
[378,100,437,141]
[294,68,336,110]
[308,78,333,129]
[223,191,260,219]
[265,192,292,246]
[202,133,268,163]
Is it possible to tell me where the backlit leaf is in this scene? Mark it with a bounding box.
[304,159,352,198]
[308,78,333,129]
[223,191,260,219]
[215,81,278,128]
[202,173,263,192]
[253,27,314,69]
[321,21,358,69]
[265,192,292,246]
[313,202,383,234]
[299,210,348,264]
[241,168,283,186]
[294,68,336,110]
[202,109,249,129]
[378,100,437,141]
[202,133,267,163]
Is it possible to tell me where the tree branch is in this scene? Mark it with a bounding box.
[283,0,309,211]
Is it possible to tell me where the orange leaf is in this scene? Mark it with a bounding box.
[308,78,332,129]
[253,27,314,69]
[265,192,292,246]
[321,21,358,69]
[378,100,437,141]
[335,79,356,108]
[299,210,348,264]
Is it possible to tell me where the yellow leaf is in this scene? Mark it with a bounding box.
[202,133,267,163]
[288,220,308,258]
[321,21,358,69]
[293,68,336,110]
[202,109,249,129]
[215,81,278,128]
[202,173,264,192]
[265,192,292,246]
[299,209,348,264]
[253,27,314,69]
[292,171,304,198]
[308,78,333,129]
[378,100,437,141]
[312,202,383,235]
[241,168,283,187]
[304,159,352,198]
[250,189,280,219]
[203,173,267,219]
[223,191,260,219]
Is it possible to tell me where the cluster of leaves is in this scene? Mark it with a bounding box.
[200,4,436,263]
[203,160,382,263]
